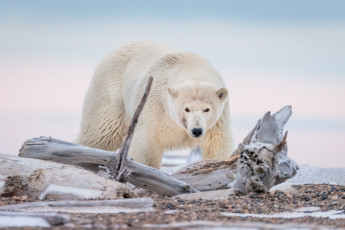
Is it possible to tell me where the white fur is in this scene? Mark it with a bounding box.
[76,41,234,169]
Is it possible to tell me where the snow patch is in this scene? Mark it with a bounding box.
[270,182,299,192]
[161,155,187,166]
[0,216,50,228]
[0,180,5,190]
[144,220,319,230]
[164,210,180,214]
[222,210,345,219]
[295,206,321,212]
[39,184,102,200]
[20,206,155,214]
[283,165,345,186]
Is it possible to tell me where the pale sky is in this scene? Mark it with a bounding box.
[1,0,345,167]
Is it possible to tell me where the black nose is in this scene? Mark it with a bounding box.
[192,128,203,137]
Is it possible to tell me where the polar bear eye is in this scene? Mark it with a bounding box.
[204,108,210,112]
[185,108,190,112]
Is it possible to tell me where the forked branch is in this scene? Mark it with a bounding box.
[113,76,153,182]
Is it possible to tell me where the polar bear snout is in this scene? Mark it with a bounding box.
[184,110,206,138]
[191,128,203,138]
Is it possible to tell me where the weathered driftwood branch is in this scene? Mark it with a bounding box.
[228,106,298,194]
[19,137,199,196]
[172,106,298,194]
[113,76,153,182]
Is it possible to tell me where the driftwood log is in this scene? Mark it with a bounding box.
[0,154,137,200]
[19,138,199,196]
[19,105,297,196]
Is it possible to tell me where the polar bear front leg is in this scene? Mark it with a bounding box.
[201,105,234,160]
[201,127,233,160]
[128,133,164,169]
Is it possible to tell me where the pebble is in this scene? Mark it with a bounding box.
[331,195,338,200]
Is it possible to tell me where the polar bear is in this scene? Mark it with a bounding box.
[76,41,234,169]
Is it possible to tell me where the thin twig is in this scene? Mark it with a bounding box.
[113,76,154,182]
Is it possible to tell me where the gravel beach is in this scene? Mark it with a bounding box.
[1,183,344,229]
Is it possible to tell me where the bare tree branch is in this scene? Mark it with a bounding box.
[113,76,153,182]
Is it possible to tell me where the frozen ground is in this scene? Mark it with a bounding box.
[0,216,50,228]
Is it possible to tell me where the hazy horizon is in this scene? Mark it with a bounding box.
[1,0,345,167]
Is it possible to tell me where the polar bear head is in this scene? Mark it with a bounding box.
[167,83,228,139]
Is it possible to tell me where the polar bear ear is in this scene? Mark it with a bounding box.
[168,87,178,98]
[216,88,228,101]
